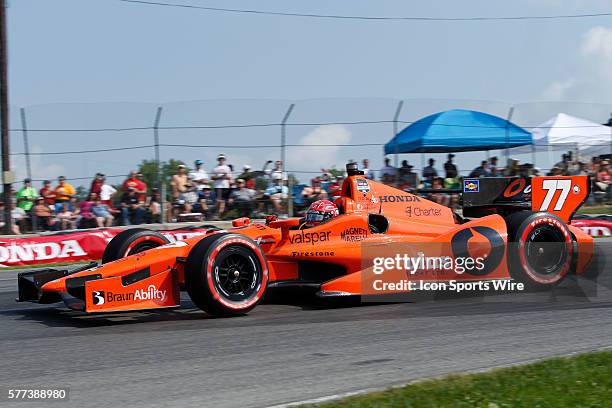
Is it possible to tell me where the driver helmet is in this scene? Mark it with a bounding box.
[304,200,339,226]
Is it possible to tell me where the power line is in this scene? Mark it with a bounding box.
[117,0,612,21]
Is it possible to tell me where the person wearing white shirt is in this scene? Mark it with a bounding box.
[99,181,117,207]
[362,159,375,180]
[212,154,232,215]
[189,159,209,190]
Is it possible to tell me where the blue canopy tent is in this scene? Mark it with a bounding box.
[385,109,532,154]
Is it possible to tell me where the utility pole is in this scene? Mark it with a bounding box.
[0,0,12,235]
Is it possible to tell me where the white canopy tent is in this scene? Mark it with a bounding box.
[510,113,612,158]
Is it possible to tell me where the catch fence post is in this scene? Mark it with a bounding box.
[281,103,295,216]
[393,100,404,185]
[153,106,163,223]
[20,107,36,231]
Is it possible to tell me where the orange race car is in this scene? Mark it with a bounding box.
[18,163,595,317]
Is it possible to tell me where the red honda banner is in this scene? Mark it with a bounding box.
[571,217,612,237]
[0,228,211,267]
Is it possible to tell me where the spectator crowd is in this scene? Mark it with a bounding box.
[1,151,610,235]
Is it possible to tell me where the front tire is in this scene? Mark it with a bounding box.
[102,228,170,263]
[505,211,574,289]
[185,233,268,316]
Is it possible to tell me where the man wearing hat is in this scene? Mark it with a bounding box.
[212,154,232,216]
[444,154,458,179]
[189,159,209,191]
[16,178,37,212]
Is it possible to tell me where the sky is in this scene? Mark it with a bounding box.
[6,0,612,184]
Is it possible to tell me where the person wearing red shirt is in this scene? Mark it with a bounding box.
[123,171,147,203]
[90,173,104,195]
[39,180,56,207]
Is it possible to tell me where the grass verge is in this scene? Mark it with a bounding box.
[304,350,612,408]
[576,206,611,215]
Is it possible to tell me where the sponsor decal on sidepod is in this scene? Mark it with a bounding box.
[92,285,167,304]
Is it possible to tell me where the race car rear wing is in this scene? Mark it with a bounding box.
[461,176,590,223]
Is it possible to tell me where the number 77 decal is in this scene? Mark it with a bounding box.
[540,179,571,211]
[531,176,590,222]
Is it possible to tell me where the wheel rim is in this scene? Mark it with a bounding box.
[212,246,261,302]
[127,241,161,256]
[524,224,568,276]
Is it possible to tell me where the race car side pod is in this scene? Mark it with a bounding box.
[17,262,98,304]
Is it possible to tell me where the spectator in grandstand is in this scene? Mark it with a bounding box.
[90,173,104,195]
[228,178,255,217]
[123,171,147,202]
[362,159,375,180]
[195,185,216,219]
[379,157,397,182]
[570,162,590,176]
[469,161,491,178]
[398,161,419,190]
[263,160,285,182]
[264,174,288,214]
[16,178,37,216]
[10,202,26,234]
[189,159,209,191]
[99,175,117,207]
[553,153,571,175]
[57,202,77,230]
[422,158,438,184]
[212,154,232,216]
[33,197,56,231]
[443,154,458,179]
[120,187,144,225]
[327,176,344,199]
[77,193,98,229]
[147,188,162,224]
[430,177,451,207]
[595,160,611,201]
[301,177,328,205]
[171,164,194,216]
[237,165,256,189]
[0,201,19,234]
[54,176,76,212]
[39,180,56,208]
[489,156,500,175]
[92,195,114,227]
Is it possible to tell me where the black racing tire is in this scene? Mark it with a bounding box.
[102,228,170,264]
[185,233,268,317]
[505,211,574,290]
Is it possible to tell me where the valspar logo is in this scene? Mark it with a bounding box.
[105,285,167,303]
[0,240,87,264]
[288,231,330,245]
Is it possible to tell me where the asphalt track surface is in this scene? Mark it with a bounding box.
[1,239,611,408]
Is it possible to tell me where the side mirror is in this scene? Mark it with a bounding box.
[232,217,251,227]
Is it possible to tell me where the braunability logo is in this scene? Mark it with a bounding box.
[92,291,105,305]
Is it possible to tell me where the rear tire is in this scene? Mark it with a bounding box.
[505,211,574,289]
[185,233,268,316]
[102,228,170,263]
